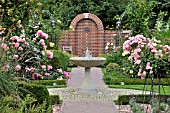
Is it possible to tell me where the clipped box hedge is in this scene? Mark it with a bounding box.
[107,78,170,85]
[115,94,170,105]
[50,95,60,105]
[27,80,66,86]
[18,82,50,108]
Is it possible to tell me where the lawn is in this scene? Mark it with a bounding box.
[109,85,170,95]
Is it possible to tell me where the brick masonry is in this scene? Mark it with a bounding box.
[60,13,130,57]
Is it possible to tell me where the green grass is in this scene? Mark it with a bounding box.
[109,85,170,95]
[67,67,72,72]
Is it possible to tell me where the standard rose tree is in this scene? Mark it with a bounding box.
[122,35,170,79]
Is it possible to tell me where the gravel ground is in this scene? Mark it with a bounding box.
[49,67,151,113]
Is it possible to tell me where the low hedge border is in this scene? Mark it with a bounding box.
[18,82,50,108]
[50,95,61,105]
[27,80,66,86]
[104,78,170,85]
[114,94,170,105]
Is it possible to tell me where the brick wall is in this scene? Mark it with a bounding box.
[60,13,130,57]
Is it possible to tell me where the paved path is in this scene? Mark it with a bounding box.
[48,67,149,113]
[67,67,107,89]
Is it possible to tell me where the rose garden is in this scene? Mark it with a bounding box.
[0,0,170,113]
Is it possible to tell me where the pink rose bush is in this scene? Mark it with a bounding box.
[57,68,71,79]
[1,30,64,80]
[123,35,170,79]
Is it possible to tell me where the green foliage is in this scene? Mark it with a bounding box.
[106,63,119,72]
[152,11,170,45]
[129,98,143,113]
[105,78,170,85]
[28,80,66,86]
[0,94,52,113]
[115,94,170,105]
[0,71,19,100]
[167,98,170,106]
[104,52,123,66]
[42,0,128,29]
[18,82,50,108]
[50,95,60,105]
[125,0,159,37]
[48,50,70,71]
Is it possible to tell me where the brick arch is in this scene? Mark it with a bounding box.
[70,13,104,31]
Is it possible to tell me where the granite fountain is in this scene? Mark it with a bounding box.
[70,48,106,93]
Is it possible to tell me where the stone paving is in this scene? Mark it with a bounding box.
[48,67,149,113]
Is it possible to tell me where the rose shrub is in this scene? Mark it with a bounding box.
[122,35,170,79]
[1,30,70,80]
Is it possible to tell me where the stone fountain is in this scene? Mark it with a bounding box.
[70,48,106,93]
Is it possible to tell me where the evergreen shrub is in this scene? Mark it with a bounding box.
[18,83,50,108]
[28,80,66,86]
[106,63,119,72]
[106,78,169,85]
[115,94,170,105]
[50,95,60,105]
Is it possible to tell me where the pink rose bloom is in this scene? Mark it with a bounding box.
[37,30,43,36]
[43,45,47,50]
[24,42,29,46]
[149,70,153,74]
[47,50,53,59]
[162,45,170,51]
[146,62,152,70]
[157,50,162,56]
[25,67,31,72]
[14,43,19,48]
[139,68,142,73]
[45,73,50,76]
[142,71,147,77]
[48,65,53,70]
[33,38,37,42]
[18,47,23,51]
[30,67,35,72]
[42,32,48,39]
[151,48,157,53]
[17,38,23,42]
[11,42,16,47]
[41,42,45,47]
[66,74,71,79]
[37,61,41,65]
[57,68,63,74]
[39,39,45,44]
[2,65,10,70]
[10,36,19,41]
[15,65,21,71]
[13,55,19,59]
[35,73,41,77]
[33,47,37,51]
[63,71,71,79]
[138,72,142,77]
[135,60,141,64]
[147,43,154,49]
[134,48,141,53]
[1,43,9,51]
[146,62,150,66]
[41,65,46,71]
[41,51,45,56]
[22,38,26,43]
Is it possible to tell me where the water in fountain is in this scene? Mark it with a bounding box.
[70,47,106,93]
[85,47,92,57]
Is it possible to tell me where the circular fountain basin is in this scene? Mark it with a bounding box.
[70,57,106,68]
